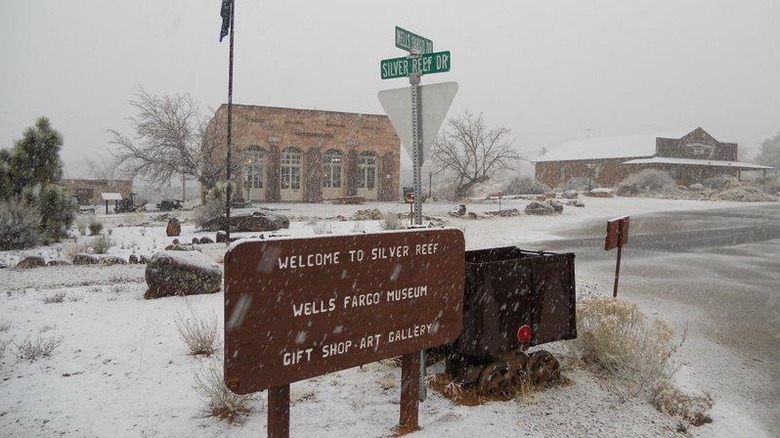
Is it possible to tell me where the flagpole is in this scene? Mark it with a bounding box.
[225,0,235,244]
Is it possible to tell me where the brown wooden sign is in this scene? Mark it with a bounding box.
[224,229,465,394]
[605,216,630,250]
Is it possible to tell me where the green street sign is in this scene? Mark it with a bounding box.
[395,26,433,54]
[380,51,451,80]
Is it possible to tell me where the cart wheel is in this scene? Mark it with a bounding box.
[498,349,530,384]
[526,350,560,385]
[477,360,512,397]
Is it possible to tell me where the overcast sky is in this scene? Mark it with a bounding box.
[2,0,778,178]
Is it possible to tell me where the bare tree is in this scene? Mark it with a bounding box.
[108,86,230,198]
[84,154,120,180]
[430,111,520,198]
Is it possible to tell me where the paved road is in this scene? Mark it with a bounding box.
[536,203,780,436]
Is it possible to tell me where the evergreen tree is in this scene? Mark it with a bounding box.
[10,117,64,198]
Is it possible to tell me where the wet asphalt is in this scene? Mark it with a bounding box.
[534,203,780,435]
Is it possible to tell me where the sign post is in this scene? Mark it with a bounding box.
[605,216,630,297]
[224,229,465,436]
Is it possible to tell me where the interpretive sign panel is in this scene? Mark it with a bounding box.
[380,51,451,80]
[224,229,465,394]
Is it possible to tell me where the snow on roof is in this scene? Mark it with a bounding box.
[101,192,123,201]
[623,157,775,170]
[534,128,698,162]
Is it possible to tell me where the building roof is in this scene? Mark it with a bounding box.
[533,128,698,162]
[101,192,123,201]
[623,157,775,170]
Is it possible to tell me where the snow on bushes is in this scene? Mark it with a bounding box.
[616,169,675,196]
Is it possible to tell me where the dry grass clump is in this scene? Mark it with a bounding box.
[380,212,403,230]
[43,292,67,304]
[176,311,220,356]
[62,242,88,262]
[571,296,713,427]
[194,362,253,423]
[572,296,676,390]
[15,334,65,361]
[87,234,114,254]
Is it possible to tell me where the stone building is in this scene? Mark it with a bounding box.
[60,179,134,205]
[205,104,400,203]
[534,127,774,188]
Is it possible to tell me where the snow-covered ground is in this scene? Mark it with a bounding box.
[0,196,775,437]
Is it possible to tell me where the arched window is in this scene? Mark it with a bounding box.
[244,145,265,189]
[281,147,302,190]
[322,149,343,188]
[358,151,376,190]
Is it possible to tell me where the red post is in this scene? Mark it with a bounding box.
[613,224,623,297]
[398,352,421,433]
[268,385,290,438]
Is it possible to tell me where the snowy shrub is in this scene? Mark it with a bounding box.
[652,381,713,427]
[15,334,65,361]
[43,292,66,304]
[87,234,114,254]
[194,361,253,423]
[38,184,78,242]
[701,174,739,190]
[712,186,778,202]
[616,169,675,196]
[381,212,403,230]
[504,176,551,195]
[559,177,591,192]
[88,217,103,235]
[74,215,89,235]
[193,197,224,229]
[176,311,220,356]
[571,296,680,397]
[0,200,41,250]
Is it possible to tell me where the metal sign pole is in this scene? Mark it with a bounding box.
[410,68,423,226]
[613,223,623,298]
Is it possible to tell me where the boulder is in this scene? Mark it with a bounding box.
[46,260,70,266]
[16,256,45,269]
[525,201,557,216]
[72,253,127,265]
[144,250,222,299]
[129,254,139,264]
[351,209,383,220]
[166,218,181,237]
[165,243,198,251]
[201,211,289,233]
[485,208,521,217]
[216,230,228,243]
[449,204,467,217]
[548,199,564,213]
[562,190,578,199]
[586,188,616,198]
[199,236,215,244]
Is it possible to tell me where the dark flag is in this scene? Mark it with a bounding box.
[220,0,232,42]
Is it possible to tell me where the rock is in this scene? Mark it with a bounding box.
[562,190,578,199]
[689,183,705,192]
[165,243,198,251]
[139,255,151,264]
[201,211,290,233]
[166,217,182,237]
[216,231,228,243]
[351,209,383,221]
[192,237,199,244]
[199,236,215,244]
[586,188,616,198]
[548,199,564,213]
[467,212,478,219]
[144,250,223,299]
[16,256,45,269]
[485,208,521,217]
[449,204,467,217]
[72,254,127,265]
[46,260,70,266]
[129,254,139,264]
[525,201,557,216]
